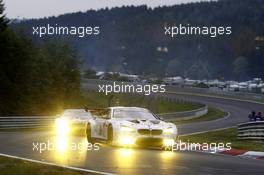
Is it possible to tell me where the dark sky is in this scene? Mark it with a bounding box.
[4,0,210,19]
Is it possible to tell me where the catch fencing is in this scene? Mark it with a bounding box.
[0,116,55,129]
[237,121,264,140]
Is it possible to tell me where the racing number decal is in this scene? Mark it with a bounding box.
[95,124,102,136]
[95,121,108,138]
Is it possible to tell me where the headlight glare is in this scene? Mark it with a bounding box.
[163,128,174,134]
[55,118,70,135]
[119,136,135,146]
[163,139,175,147]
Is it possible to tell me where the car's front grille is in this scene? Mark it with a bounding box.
[136,138,163,146]
[138,129,150,135]
[151,129,163,135]
[138,129,163,135]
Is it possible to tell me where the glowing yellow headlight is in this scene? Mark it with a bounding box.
[55,118,70,135]
[163,139,175,147]
[163,128,174,134]
[119,137,135,146]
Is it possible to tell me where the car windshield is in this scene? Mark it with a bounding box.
[90,109,110,119]
[113,109,157,120]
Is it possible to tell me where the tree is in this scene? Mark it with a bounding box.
[233,56,249,80]
[165,59,182,76]
[0,0,8,30]
[84,68,98,79]
[11,0,264,80]
[0,2,81,115]
[38,41,81,113]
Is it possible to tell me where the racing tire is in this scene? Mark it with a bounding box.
[107,124,113,145]
[86,123,95,144]
[162,146,173,151]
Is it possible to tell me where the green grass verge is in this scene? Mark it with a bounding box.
[0,156,93,175]
[80,92,202,114]
[180,128,264,152]
[174,107,226,125]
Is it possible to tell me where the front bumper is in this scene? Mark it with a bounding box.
[116,132,177,147]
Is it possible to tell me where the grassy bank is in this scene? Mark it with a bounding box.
[180,128,264,152]
[0,156,93,175]
[175,107,226,125]
[79,92,202,114]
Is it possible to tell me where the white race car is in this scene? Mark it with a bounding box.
[86,107,178,148]
[55,109,92,135]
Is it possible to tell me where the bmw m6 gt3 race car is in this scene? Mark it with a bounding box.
[86,107,178,148]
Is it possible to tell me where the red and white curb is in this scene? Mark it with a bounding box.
[217,149,264,160]
[237,151,264,160]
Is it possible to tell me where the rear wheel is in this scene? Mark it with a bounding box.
[107,125,113,145]
[86,123,95,144]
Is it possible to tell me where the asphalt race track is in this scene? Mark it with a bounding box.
[1,93,264,175]
[160,92,264,135]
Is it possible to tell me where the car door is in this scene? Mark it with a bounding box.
[94,109,110,139]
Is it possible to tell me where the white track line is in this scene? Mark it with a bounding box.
[209,111,230,123]
[0,153,116,175]
[179,126,234,137]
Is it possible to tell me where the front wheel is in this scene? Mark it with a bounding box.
[86,123,95,144]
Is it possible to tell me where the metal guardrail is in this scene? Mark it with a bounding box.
[237,121,264,140]
[0,116,55,129]
[0,105,208,129]
[158,105,208,121]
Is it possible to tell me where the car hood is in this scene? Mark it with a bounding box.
[115,118,176,130]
